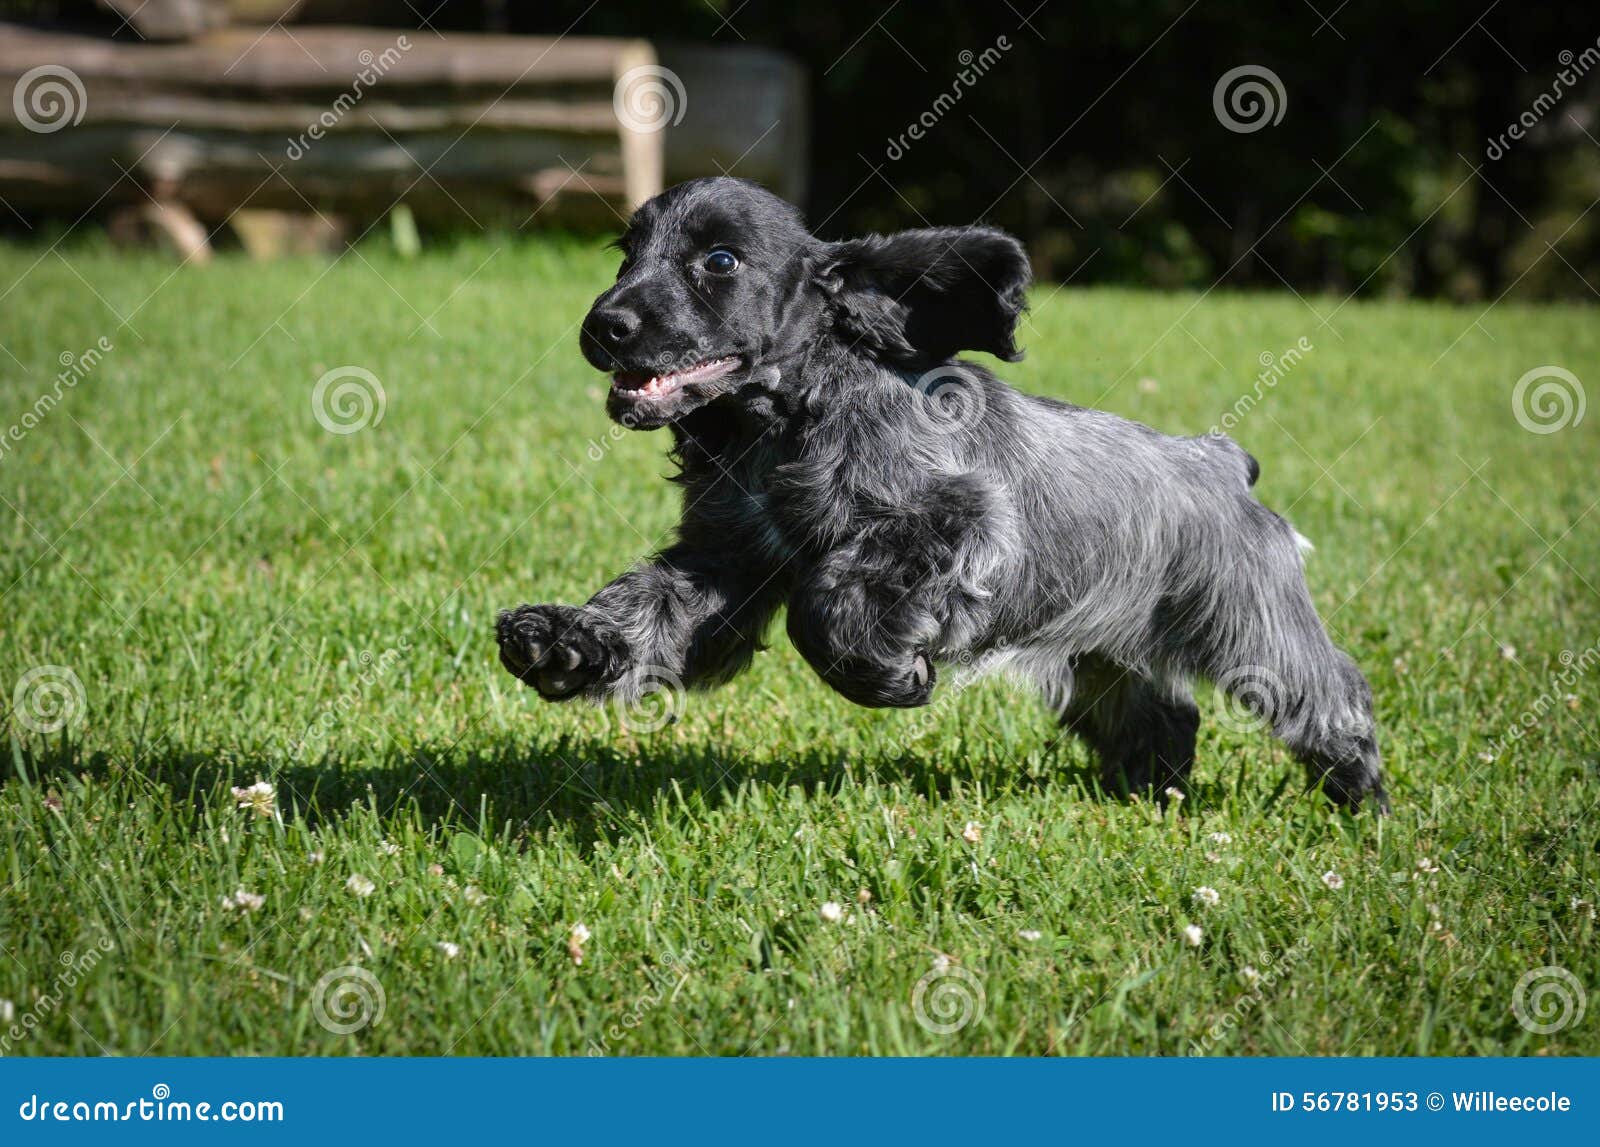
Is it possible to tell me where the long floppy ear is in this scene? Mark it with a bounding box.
[818,226,1030,366]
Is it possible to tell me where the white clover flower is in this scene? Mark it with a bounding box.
[307,850,325,865]
[1321,870,1344,891]
[346,873,376,897]
[1207,831,1232,845]
[567,923,592,965]
[1499,644,1517,660]
[1164,787,1185,802]
[1415,857,1440,875]
[462,885,488,906]
[0,999,13,1024]
[378,840,401,857]
[1192,886,1221,908]
[820,900,845,923]
[1240,965,1261,986]
[962,821,982,844]
[221,888,265,913]
[436,941,461,960]
[1183,924,1204,947]
[1018,929,1043,942]
[230,781,276,819]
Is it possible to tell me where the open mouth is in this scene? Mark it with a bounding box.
[611,356,743,400]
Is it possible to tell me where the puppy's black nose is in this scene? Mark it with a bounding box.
[589,306,640,348]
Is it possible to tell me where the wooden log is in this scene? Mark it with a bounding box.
[106,199,213,261]
[226,207,347,256]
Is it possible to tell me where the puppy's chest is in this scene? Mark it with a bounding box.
[687,443,796,563]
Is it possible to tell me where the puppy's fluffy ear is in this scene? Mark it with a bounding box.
[818,227,1030,365]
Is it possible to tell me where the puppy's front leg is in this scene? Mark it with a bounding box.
[497,544,782,703]
[785,546,943,709]
[781,470,1002,709]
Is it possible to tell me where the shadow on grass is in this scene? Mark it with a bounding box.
[11,727,1119,850]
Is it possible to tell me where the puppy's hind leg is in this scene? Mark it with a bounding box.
[1202,582,1387,811]
[1053,655,1200,799]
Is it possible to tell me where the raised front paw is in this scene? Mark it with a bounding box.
[495,603,624,700]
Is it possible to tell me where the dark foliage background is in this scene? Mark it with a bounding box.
[9,0,1599,299]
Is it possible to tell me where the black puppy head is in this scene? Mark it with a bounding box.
[582,177,824,429]
[582,177,1030,428]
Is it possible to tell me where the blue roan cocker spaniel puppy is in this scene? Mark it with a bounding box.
[497,177,1387,811]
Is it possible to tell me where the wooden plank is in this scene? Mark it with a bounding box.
[0,23,643,91]
[613,40,666,211]
[35,95,623,135]
[0,21,804,235]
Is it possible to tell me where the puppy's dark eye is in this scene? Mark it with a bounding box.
[703,248,739,275]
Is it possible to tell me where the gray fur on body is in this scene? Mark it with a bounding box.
[495,177,1386,810]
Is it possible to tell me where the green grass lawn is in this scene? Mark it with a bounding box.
[0,236,1595,1056]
